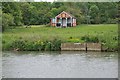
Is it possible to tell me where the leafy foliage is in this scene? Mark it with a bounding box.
[2,2,118,31]
[2,13,14,31]
[4,39,61,51]
[81,35,99,43]
[2,24,118,51]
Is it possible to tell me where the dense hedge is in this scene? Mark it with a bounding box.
[2,39,61,51]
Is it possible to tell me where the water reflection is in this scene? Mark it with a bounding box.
[2,51,118,78]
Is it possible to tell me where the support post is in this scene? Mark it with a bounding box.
[55,18,57,28]
[66,18,67,28]
[71,17,72,27]
[60,18,62,28]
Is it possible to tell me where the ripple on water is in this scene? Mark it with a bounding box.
[2,51,118,78]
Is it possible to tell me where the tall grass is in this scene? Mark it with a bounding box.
[2,24,118,51]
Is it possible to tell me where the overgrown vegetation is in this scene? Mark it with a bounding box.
[2,24,118,51]
[2,2,118,31]
[1,2,118,51]
[2,39,61,51]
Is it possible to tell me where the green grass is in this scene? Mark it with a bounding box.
[2,24,118,51]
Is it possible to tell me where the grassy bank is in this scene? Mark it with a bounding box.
[2,24,118,51]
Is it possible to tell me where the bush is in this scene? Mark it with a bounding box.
[24,41,37,51]
[2,42,12,51]
[67,37,84,43]
[81,35,99,43]
[45,41,52,51]
[11,40,26,51]
[34,40,45,51]
[7,39,61,51]
[51,39,61,51]
[2,13,14,32]
[67,38,81,43]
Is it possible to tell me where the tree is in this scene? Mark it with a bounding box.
[2,13,14,31]
[52,2,64,8]
[0,11,2,32]
[0,3,2,32]
[2,2,22,26]
[20,2,31,25]
[2,2,118,30]
[19,0,34,2]
[89,4,100,24]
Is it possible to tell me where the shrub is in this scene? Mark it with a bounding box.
[24,41,37,51]
[67,38,81,43]
[34,40,45,51]
[81,35,99,43]
[90,36,99,43]
[98,33,118,51]
[2,13,14,32]
[51,39,61,51]
[45,41,52,51]
[5,39,62,51]
[11,40,26,51]
[2,40,6,44]
[2,42,12,51]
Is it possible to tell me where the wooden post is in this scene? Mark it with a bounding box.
[74,19,76,26]
[72,18,73,27]
[55,18,57,27]
[60,18,62,28]
[50,18,52,26]
[66,18,67,28]
[85,43,87,53]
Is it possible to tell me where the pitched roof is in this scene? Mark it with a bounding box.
[55,11,76,18]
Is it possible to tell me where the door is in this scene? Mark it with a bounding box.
[62,18,67,27]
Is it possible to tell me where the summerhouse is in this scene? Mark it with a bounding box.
[50,11,76,28]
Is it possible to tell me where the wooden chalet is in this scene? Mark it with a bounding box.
[50,11,76,28]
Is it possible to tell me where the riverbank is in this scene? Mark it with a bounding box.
[2,24,118,52]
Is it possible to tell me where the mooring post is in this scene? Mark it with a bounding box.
[85,42,87,53]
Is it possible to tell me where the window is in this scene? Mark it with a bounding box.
[74,19,76,23]
[72,19,76,23]
[58,19,61,23]
[72,19,74,23]
[61,13,65,18]
[52,19,55,23]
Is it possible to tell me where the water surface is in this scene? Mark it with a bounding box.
[2,51,118,78]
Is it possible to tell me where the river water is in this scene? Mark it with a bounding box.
[2,51,118,78]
